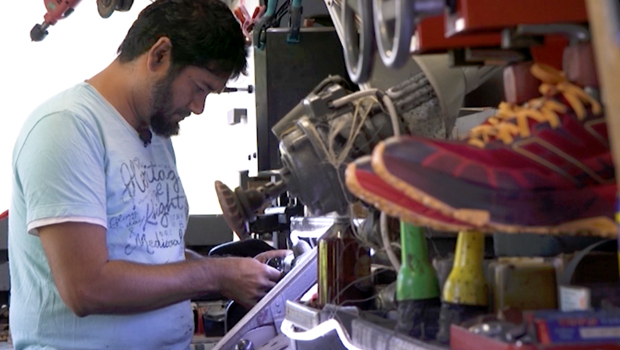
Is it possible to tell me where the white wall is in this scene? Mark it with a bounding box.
[0,0,258,214]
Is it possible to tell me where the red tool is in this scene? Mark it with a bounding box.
[0,210,7,221]
[31,0,82,42]
[31,0,134,42]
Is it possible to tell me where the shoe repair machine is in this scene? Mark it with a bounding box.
[213,0,618,349]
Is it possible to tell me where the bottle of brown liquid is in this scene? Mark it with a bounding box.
[317,217,371,308]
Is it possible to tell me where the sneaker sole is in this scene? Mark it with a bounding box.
[371,142,617,237]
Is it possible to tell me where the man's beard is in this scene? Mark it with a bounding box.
[149,73,181,137]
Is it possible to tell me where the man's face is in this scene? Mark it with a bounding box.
[148,65,231,137]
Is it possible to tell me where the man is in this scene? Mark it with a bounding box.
[9,0,286,349]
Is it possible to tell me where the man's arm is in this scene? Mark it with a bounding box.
[39,222,282,317]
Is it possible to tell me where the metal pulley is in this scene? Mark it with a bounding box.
[97,0,134,18]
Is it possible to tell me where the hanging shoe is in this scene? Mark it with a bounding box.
[371,63,616,237]
[345,156,477,232]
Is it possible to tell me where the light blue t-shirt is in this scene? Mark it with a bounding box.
[9,82,193,350]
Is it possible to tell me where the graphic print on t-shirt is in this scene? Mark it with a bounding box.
[108,156,187,257]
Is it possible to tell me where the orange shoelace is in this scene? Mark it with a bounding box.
[467,63,602,148]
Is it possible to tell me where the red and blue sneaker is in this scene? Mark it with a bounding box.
[370,64,616,237]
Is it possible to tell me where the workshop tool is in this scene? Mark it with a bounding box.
[372,0,444,69]
[340,0,470,82]
[252,0,279,50]
[214,179,288,240]
[31,0,134,42]
[286,0,303,44]
[31,0,82,41]
[342,0,374,84]
[233,0,265,45]
[223,85,254,93]
[216,57,499,238]
[395,222,441,340]
[436,230,489,344]
[97,0,134,18]
[210,238,312,333]
[211,245,319,350]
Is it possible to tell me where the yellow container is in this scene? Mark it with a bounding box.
[490,258,558,312]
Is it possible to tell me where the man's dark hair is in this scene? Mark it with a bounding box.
[117,0,247,79]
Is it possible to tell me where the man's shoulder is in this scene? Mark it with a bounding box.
[21,83,112,138]
[33,82,102,119]
[13,83,110,159]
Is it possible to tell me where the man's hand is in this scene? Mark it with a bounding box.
[219,257,282,308]
[253,249,292,264]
